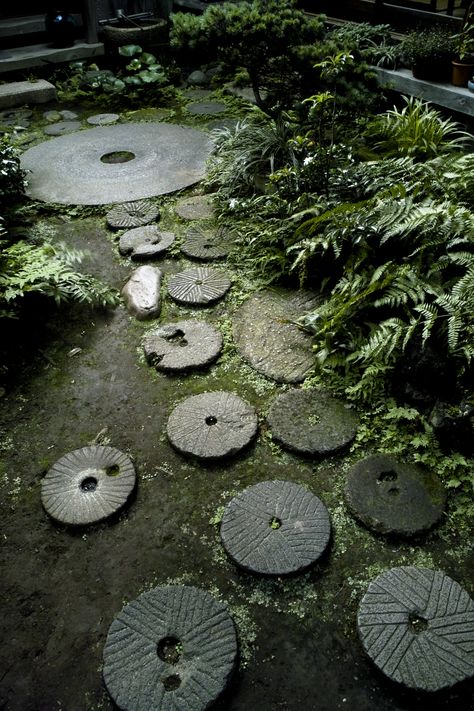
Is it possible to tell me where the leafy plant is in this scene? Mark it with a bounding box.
[398,26,455,72]
[330,21,396,68]
[452,2,474,61]
[0,135,27,210]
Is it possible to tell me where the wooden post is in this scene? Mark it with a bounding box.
[83,0,99,44]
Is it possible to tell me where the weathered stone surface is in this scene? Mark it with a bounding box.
[233,289,320,383]
[0,107,32,128]
[0,80,56,109]
[267,389,358,456]
[187,101,227,116]
[43,121,82,136]
[21,122,212,205]
[168,267,231,306]
[345,454,446,537]
[167,391,258,460]
[208,118,239,132]
[43,110,62,122]
[41,446,136,525]
[186,70,208,86]
[144,320,223,372]
[220,480,331,576]
[119,225,175,260]
[87,113,120,126]
[107,201,159,230]
[175,195,214,221]
[103,585,237,711]
[358,566,474,692]
[60,110,79,120]
[181,225,231,260]
[122,265,162,320]
[183,88,213,100]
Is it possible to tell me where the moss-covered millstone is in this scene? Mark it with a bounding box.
[119,225,175,260]
[107,200,160,230]
[233,289,320,383]
[181,225,231,261]
[144,320,223,373]
[220,480,331,576]
[175,195,214,221]
[167,391,258,461]
[168,267,231,306]
[41,446,136,525]
[345,454,446,537]
[358,566,474,692]
[43,121,82,136]
[103,585,238,711]
[267,388,358,456]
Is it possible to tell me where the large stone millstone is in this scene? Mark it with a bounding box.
[122,266,162,320]
[103,585,238,711]
[20,122,212,205]
[107,200,160,230]
[344,454,446,537]
[233,289,320,383]
[267,388,359,456]
[119,225,175,260]
[144,320,223,373]
[220,480,331,576]
[168,267,231,306]
[358,566,474,692]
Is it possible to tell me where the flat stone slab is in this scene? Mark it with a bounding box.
[267,388,358,456]
[41,446,136,525]
[181,226,231,260]
[103,585,237,711]
[87,113,120,125]
[0,107,32,128]
[186,101,227,116]
[122,265,162,320]
[0,80,56,109]
[220,480,331,576]
[168,267,231,306]
[144,320,223,372]
[175,195,214,221]
[358,566,474,692]
[345,455,446,537]
[167,391,258,461]
[119,225,175,260]
[107,201,159,230]
[233,289,320,383]
[43,121,82,136]
[21,122,212,205]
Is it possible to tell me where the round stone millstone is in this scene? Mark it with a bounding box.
[186,101,227,116]
[144,320,223,373]
[119,225,175,260]
[20,122,212,205]
[87,113,120,125]
[167,391,258,461]
[168,267,231,306]
[41,446,136,525]
[267,388,358,456]
[175,195,214,221]
[220,480,331,576]
[181,225,231,261]
[358,566,474,692]
[43,121,82,136]
[344,454,446,537]
[107,200,159,230]
[103,585,238,711]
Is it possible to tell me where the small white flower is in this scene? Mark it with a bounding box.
[229,198,238,209]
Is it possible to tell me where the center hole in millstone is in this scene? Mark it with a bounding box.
[378,470,398,483]
[202,243,212,249]
[100,151,136,164]
[409,612,428,634]
[162,674,181,692]
[157,636,183,665]
[270,516,282,530]
[195,279,203,285]
[80,476,98,492]
[206,415,217,426]
[165,329,188,347]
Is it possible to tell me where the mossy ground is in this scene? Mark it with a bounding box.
[0,87,473,711]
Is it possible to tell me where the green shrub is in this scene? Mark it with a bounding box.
[0,135,26,210]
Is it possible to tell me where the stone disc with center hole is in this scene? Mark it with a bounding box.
[181,226,231,260]
[267,388,359,456]
[144,320,223,372]
[175,195,214,220]
[41,446,136,525]
[107,201,159,230]
[344,454,446,537]
[168,267,231,305]
[167,391,258,460]
[43,121,82,136]
[119,225,175,259]
[103,585,238,711]
[87,113,119,125]
[20,122,212,204]
[220,480,331,576]
[358,566,474,692]
[186,101,227,115]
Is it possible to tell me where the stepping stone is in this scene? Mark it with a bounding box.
[119,225,175,260]
[103,585,237,711]
[43,121,82,136]
[21,122,212,205]
[168,267,231,306]
[181,225,231,260]
[144,320,223,373]
[175,195,214,221]
[122,265,162,320]
[183,88,213,99]
[87,113,120,126]
[233,289,320,383]
[107,200,159,230]
[358,566,474,692]
[41,445,136,526]
[220,480,331,576]
[167,391,258,461]
[186,101,227,116]
[0,80,56,109]
[267,388,358,456]
[0,107,32,128]
[60,109,79,120]
[43,110,62,122]
[345,455,446,537]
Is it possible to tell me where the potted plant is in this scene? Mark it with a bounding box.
[451,2,474,86]
[398,26,454,82]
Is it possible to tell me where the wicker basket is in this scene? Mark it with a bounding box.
[103,18,168,46]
